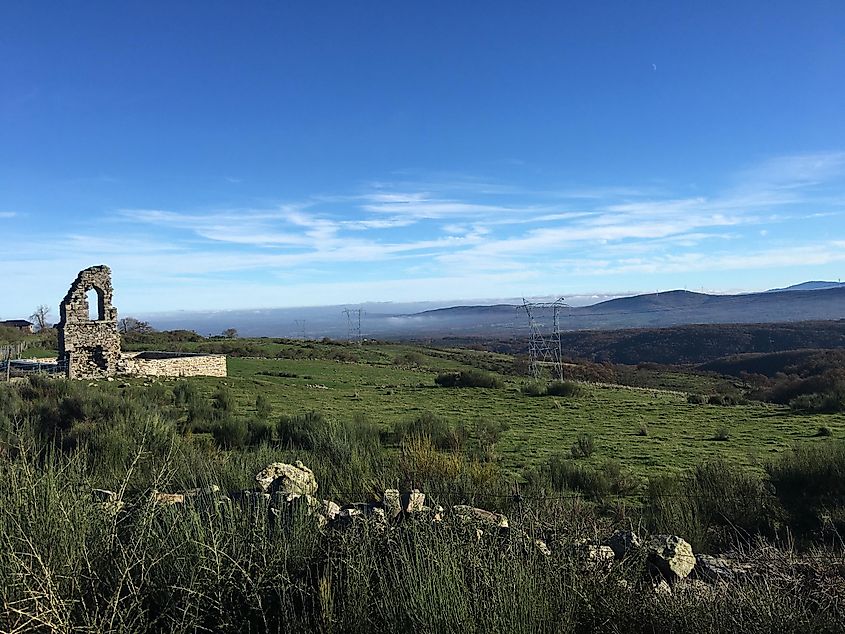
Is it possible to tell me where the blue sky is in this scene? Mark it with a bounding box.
[2,1,844,319]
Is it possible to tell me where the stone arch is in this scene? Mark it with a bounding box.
[57,265,121,379]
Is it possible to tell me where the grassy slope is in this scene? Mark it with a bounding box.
[114,339,844,480]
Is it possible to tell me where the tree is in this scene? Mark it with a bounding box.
[30,305,51,331]
[222,328,238,339]
[118,317,155,334]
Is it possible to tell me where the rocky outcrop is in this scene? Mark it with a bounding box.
[255,461,318,496]
[647,535,696,581]
[604,529,641,559]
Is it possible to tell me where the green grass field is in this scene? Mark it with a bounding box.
[111,339,844,481]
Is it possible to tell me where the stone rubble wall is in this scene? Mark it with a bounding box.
[119,352,227,378]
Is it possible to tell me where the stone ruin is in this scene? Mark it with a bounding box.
[57,265,226,380]
[58,265,122,379]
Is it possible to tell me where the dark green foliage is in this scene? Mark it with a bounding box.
[789,389,845,413]
[711,427,730,441]
[394,411,467,452]
[570,433,595,458]
[434,370,502,389]
[247,418,274,445]
[538,454,638,499]
[766,442,845,537]
[393,351,426,366]
[173,380,199,407]
[646,460,774,552]
[546,380,582,397]
[816,425,833,437]
[211,385,235,417]
[277,410,325,449]
[255,393,272,419]
[212,416,248,449]
[687,393,708,404]
[520,381,546,396]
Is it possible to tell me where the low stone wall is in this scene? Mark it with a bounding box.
[120,352,227,378]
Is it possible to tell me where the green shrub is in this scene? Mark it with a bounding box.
[394,411,466,452]
[816,426,833,437]
[711,427,730,441]
[520,381,546,396]
[546,380,582,397]
[570,433,594,459]
[248,418,274,445]
[255,393,272,420]
[544,454,637,499]
[687,393,707,404]
[435,370,502,389]
[636,423,648,436]
[766,441,845,537]
[173,380,199,407]
[212,385,236,417]
[212,416,248,449]
[393,351,426,366]
[277,411,324,449]
[646,460,772,551]
[790,390,845,414]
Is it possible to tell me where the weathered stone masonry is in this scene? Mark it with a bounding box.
[58,265,122,379]
[58,265,227,380]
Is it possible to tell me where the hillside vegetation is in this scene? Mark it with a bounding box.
[1,336,844,631]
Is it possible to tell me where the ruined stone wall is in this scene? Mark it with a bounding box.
[120,352,227,378]
[58,265,122,379]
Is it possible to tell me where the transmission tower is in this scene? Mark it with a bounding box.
[293,319,307,340]
[517,297,569,380]
[342,308,363,345]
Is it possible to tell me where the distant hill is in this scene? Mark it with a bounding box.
[402,287,845,337]
[143,286,845,339]
[767,281,845,292]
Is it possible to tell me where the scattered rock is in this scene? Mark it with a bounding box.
[92,488,125,513]
[255,461,318,496]
[605,530,641,559]
[383,489,402,519]
[694,554,746,583]
[452,505,509,528]
[152,491,185,506]
[574,543,616,566]
[402,489,425,513]
[647,535,696,582]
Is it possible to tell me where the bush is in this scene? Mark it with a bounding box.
[435,370,502,389]
[277,411,325,449]
[766,442,845,537]
[543,454,638,499]
[212,416,248,449]
[546,381,582,397]
[520,381,546,396]
[636,423,648,437]
[816,426,833,437]
[687,393,707,405]
[711,427,730,441]
[248,418,274,445]
[646,460,773,551]
[570,433,594,459]
[393,351,426,367]
[173,380,199,408]
[212,386,236,417]
[394,412,466,452]
[255,393,272,420]
[789,390,845,414]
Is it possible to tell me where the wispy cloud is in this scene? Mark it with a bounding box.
[3,151,844,312]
